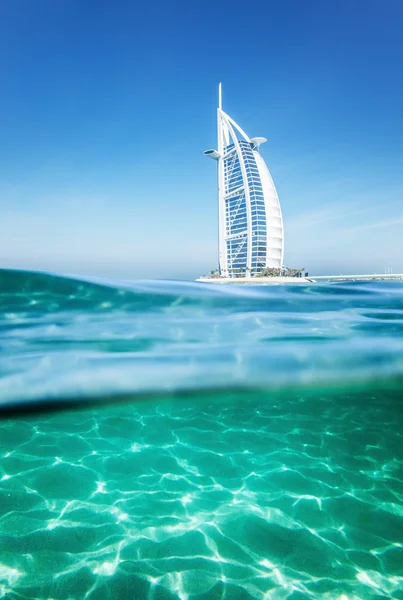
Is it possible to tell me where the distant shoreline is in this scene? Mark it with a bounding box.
[196,274,403,284]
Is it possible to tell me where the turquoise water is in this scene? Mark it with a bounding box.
[1,269,403,599]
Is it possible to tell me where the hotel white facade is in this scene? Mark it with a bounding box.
[204,85,284,277]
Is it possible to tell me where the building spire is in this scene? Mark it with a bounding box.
[218,82,222,110]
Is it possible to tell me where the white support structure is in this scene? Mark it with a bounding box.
[204,85,284,278]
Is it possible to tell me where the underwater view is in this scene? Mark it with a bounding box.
[1,268,403,599]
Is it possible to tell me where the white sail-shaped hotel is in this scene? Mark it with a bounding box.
[204,85,284,278]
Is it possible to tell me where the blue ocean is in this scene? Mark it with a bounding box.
[0,268,402,599]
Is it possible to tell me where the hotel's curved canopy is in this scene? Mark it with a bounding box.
[204,85,284,277]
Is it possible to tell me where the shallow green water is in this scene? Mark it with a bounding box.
[0,269,403,598]
[1,387,403,599]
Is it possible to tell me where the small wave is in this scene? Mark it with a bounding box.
[1,268,403,411]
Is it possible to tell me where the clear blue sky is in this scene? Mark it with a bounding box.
[1,0,402,279]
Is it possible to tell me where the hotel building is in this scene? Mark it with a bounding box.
[204,85,284,277]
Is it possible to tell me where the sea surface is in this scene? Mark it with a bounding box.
[0,268,403,600]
